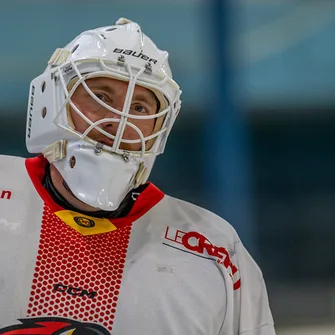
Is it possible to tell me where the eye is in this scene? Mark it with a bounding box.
[131,104,148,114]
[94,93,108,103]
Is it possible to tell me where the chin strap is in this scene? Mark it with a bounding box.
[134,162,148,188]
[42,140,67,163]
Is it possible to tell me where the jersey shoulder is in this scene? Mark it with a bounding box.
[159,194,239,242]
[0,154,28,181]
[0,154,26,165]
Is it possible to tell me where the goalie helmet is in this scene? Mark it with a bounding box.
[26,17,182,211]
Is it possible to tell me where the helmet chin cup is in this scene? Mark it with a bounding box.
[52,141,140,211]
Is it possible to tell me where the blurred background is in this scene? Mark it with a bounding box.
[1,0,335,333]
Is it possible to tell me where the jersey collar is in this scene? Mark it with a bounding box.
[25,155,164,229]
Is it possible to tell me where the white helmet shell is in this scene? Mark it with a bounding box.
[26,18,182,211]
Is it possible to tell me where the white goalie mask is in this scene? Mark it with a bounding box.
[26,18,182,211]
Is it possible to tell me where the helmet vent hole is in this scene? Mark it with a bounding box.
[71,44,79,53]
[100,33,106,39]
[69,156,76,169]
[41,107,47,119]
[41,81,46,93]
[105,27,117,32]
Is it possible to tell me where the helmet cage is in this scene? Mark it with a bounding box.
[52,56,180,159]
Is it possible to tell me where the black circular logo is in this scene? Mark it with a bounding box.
[74,216,95,228]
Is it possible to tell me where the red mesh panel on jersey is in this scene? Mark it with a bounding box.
[27,205,132,333]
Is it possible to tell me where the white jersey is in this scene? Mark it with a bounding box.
[0,154,275,335]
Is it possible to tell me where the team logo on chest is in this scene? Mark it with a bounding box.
[0,317,110,334]
[54,210,116,236]
[74,216,95,228]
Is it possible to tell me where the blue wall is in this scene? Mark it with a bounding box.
[2,2,335,111]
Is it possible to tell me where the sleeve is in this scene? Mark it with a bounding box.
[234,239,276,335]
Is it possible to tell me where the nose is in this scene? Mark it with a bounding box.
[102,92,128,119]
[99,101,125,134]
[102,104,122,119]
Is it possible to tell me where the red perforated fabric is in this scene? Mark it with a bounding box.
[27,205,132,333]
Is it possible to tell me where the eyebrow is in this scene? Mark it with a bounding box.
[87,84,115,95]
[133,92,157,105]
[88,83,157,105]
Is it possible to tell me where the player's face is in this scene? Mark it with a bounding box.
[69,77,158,151]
